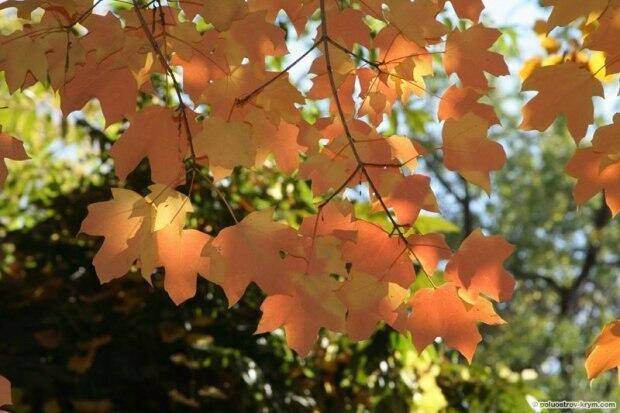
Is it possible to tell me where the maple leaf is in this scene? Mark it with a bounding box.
[0,376,10,409]
[438,85,499,125]
[385,136,425,172]
[298,201,358,242]
[542,0,609,30]
[208,208,303,305]
[444,229,515,302]
[520,62,604,142]
[342,221,415,288]
[565,116,620,216]
[442,113,506,193]
[81,13,126,64]
[222,11,288,64]
[80,185,193,284]
[170,30,229,102]
[248,0,317,34]
[381,0,447,47]
[379,174,437,225]
[585,320,620,381]
[245,109,305,174]
[194,117,256,181]
[398,283,503,363]
[0,30,48,93]
[438,0,484,22]
[155,228,211,305]
[584,0,620,75]
[109,106,195,185]
[408,233,452,276]
[0,129,29,187]
[181,0,248,31]
[337,271,408,341]
[80,188,154,282]
[0,0,542,362]
[256,273,346,356]
[444,24,508,91]
[60,52,138,126]
[319,6,370,49]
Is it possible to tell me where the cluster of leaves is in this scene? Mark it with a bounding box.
[0,0,618,402]
[0,153,539,411]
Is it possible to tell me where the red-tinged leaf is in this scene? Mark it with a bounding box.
[256,273,346,356]
[465,294,507,325]
[156,228,212,305]
[442,113,506,193]
[209,208,303,305]
[519,62,603,142]
[566,149,620,216]
[444,24,508,91]
[109,106,195,185]
[566,116,620,215]
[380,174,436,224]
[337,271,407,341]
[60,52,137,126]
[81,13,125,63]
[444,229,515,302]
[386,136,425,172]
[299,201,358,243]
[171,30,229,102]
[0,129,28,187]
[408,233,452,275]
[248,0,318,34]
[406,283,482,363]
[585,320,620,381]
[222,11,288,64]
[320,6,370,49]
[438,85,499,125]
[342,221,415,288]
[245,109,305,174]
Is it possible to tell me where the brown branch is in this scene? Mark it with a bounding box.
[132,0,196,160]
[560,200,611,316]
[132,0,239,223]
[318,0,437,288]
[234,39,321,106]
[460,176,473,237]
[513,270,566,295]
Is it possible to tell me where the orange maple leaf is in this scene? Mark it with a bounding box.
[442,113,506,193]
[444,24,508,91]
[520,62,604,142]
[444,229,515,302]
[0,129,28,187]
[585,320,620,381]
[396,283,504,363]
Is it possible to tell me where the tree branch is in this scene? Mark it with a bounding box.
[560,200,611,316]
[318,0,436,288]
[132,1,239,223]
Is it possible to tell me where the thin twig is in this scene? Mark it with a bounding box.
[132,1,239,223]
[318,0,437,288]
